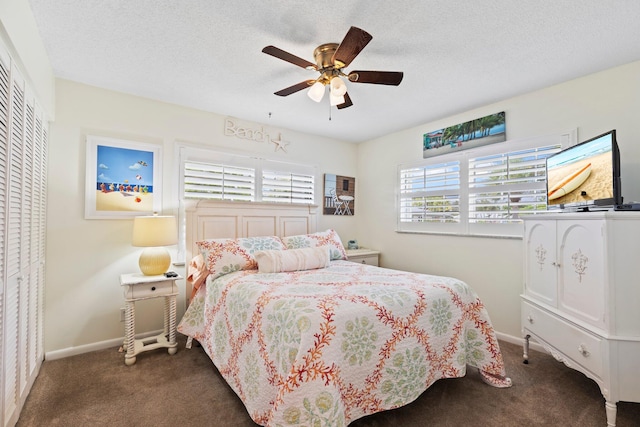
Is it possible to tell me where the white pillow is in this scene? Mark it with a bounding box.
[254,246,330,273]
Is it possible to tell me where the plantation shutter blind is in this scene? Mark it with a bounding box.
[397,131,573,237]
[180,147,316,205]
[468,145,561,223]
[399,161,461,222]
[398,158,464,234]
[262,170,314,204]
[261,159,315,204]
[184,161,255,201]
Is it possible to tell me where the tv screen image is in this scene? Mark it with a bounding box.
[546,130,620,209]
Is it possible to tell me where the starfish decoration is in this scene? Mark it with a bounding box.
[270,134,290,152]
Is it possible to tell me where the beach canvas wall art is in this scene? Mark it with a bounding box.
[85,136,162,219]
[423,112,506,158]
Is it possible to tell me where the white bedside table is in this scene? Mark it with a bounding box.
[119,273,181,366]
[346,248,380,266]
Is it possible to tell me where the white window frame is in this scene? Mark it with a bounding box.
[397,130,577,238]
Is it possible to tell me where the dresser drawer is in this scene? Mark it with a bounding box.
[124,279,177,300]
[522,300,603,377]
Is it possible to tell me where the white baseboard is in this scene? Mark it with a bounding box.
[44,329,164,361]
[495,331,546,354]
[46,329,546,361]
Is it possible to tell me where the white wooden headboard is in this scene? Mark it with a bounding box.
[184,200,318,298]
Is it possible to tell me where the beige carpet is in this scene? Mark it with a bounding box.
[17,336,640,426]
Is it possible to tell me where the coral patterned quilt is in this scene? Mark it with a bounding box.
[178,261,511,426]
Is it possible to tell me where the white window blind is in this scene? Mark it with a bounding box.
[179,146,316,205]
[184,161,255,201]
[468,145,561,224]
[262,169,314,204]
[398,131,574,237]
[399,161,460,223]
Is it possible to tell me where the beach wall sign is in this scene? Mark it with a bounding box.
[224,116,290,153]
[423,112,506,158]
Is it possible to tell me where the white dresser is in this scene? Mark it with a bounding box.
[521,212,640,427]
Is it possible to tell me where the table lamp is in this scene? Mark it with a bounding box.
[132,214,178,275]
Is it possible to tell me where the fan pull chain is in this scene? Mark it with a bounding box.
[328,103,332,121]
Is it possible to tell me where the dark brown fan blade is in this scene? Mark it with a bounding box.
[262,46,317,70]
[337,92,353,109]
[347,70,404,86]
[274,80,316,96]
[331,27,373,68]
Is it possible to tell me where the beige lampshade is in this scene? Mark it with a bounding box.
[132,215,177,247]
[132,215,177,275]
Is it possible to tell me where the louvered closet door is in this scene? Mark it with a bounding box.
[0,44,9,427]
[19,94,35,401]
[3,61,25,426]
[31,108,46,374]
[0,42,46,427]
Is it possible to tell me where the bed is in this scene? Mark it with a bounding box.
[178,201,511,426]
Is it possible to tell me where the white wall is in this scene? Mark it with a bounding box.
[0,0,55,118]
[13,0,639,352]
[45,79,357,355]
[37,61,640,354]
[356,60,640,339]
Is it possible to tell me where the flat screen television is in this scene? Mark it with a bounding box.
[546,129,621,210]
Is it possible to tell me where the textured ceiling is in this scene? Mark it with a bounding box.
[27,0,640,143]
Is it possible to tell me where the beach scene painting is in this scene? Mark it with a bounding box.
[423,112,506,158]
[85,136,161,219]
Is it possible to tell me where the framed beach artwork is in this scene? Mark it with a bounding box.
[423,111,506,158]
[323,174,355,215]
[85,135,162,219]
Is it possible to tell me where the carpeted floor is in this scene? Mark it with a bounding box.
[16,336,640,426]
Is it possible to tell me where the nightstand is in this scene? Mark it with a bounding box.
[119,273,181,365]
[345,248,380,266]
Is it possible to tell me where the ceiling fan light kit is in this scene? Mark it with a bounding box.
[329,91,345,106]
[330,76,347,96]
[308,81,326,102]
[262,26,403,110]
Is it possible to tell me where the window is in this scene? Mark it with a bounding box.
[399,160,461,223]
[262,169,314,204]
[398,131,576,237]
[179,146,315,204]
[184,162,255,201]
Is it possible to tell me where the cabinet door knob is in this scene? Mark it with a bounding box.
[151,286,156,291]
[361,260,366,264]
[577,344,590,357]
[551,261,561,267]
[527,315,534,324]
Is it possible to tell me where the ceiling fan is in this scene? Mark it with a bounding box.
[262,26,403,109]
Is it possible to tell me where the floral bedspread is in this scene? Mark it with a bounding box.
[178,261,511,426]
